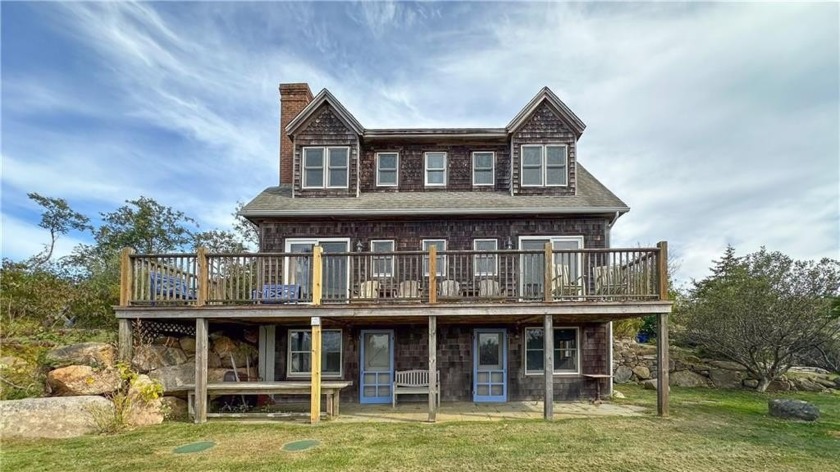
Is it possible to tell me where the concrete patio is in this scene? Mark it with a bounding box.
[336,401,648,423]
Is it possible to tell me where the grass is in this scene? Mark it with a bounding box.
[2,385,838,471]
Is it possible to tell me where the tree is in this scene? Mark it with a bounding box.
[26,193,91,268]
[681,246,840,391]
[232,201,259,250]
[93,196,198,254]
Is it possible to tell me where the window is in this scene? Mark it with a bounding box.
[371,240,395,277]
[422,239,446,276]
[424,152,447,186]
[520,144,567,187]
[288,329,343,377]
[302,147,349,188]
[519,236,584,298]
[376,152,399,187]
[524,327,579,375]
[472,152,495,186]
[473,239,498,276]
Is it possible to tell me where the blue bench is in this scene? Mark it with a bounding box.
[252,284,301,304]
[150,273,196,301]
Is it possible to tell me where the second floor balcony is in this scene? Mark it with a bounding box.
[118,243,669,309]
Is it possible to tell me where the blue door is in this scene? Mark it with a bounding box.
[360,330,394,404]
[473,329,507,402]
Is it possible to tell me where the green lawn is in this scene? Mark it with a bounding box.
[3,386,838,472]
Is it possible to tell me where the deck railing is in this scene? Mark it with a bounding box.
[119,242,668,307]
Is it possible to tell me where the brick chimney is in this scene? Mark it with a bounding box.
[279,83,314,185]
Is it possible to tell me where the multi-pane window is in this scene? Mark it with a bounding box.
[302,147,349,188]
[422,239,446,276]
[288,329,343,377]
[424,152,447,186]
[473,239,498,276]
[376,152,399,187]
[524,327,579,374]
[472,152,495,186]
[521,145,568,187]
[370,240,395,277]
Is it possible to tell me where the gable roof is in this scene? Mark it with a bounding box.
[506,87,586,137]
[241,164,628,219]
[285,88,365,136]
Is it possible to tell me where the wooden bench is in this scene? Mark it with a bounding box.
[186,381,353,418]
[251,284,301,303]
[393,370,440,408]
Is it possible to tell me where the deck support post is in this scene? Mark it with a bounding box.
[118,319,133,363]
[428,315,437,423]
[543,314,554,420]
[195,317,209,424]
[118,247,135,307]
[657,313,669,417]
[310,317,322,424]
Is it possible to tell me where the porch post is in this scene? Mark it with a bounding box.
[118,319,133,363]
[657,313,670,417]
[310,317,322,424]
[194,317,209,423]
[428,315,437,423]
[543,314,554,420]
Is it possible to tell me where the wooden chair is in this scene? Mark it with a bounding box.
[439,280,460,298]
[357,280,380,300]
[478,279,502,298]
[594,266,628,299]
[397,280,421,299]
[551,264,584,299]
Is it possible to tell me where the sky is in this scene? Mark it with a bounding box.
[1,1,838,286]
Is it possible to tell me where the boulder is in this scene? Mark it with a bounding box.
[161,396,189,419]
[632,365,651,380]
[148,364,195,392]
[767,379,792,392]
[213,336,257,369]
[743,379,759,389]
[179,337,196,353]
[707,360,746,371]
[612,390,626,399]
[792,377,825,392]
[208,367,257,383]
[613,365,633,384]
[125,374,164,426]
[46,343,116,368]
[0,356,28,370]
[670,370,709,388]
[132,345,188,372]
[642,379,669,392]
[709,368,743,389]
[815,377,836,389]
[153,336,180,347]
[47,365,121,396]
[0,396,114,438]
[768,399,820,422]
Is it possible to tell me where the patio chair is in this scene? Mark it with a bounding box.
[551,264,584,299]
[594,266,628,299]
[478,279,503,298]
[397,280,421,299]
[356,280,381,300]
[438,280,460,298]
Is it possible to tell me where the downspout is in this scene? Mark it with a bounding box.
[356,135,361,198]
[291,134,296,199]
[509,137,514,196]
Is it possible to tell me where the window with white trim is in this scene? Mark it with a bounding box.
[371,240,395,277]
[424,152,447,186]
[302,147,349,188]
[376,152,399,187]
[288,329,343,377]
[524,327,579,374]
[472,152,495,186]
[422,239,446,276]
[473,239,498,276]
[521,144,567,187]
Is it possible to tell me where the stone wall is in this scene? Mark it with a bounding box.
[612,338,840,393]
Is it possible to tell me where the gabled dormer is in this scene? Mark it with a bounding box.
[281,87,363,198]
[507,87,585,196]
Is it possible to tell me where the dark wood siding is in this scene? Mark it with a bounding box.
[292,103,358,197]
[273,322,609,404]
[511,102,577,196]
[359,141,510,193]
[260,215,609,252]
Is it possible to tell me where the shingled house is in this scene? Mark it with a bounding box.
[114,83,673,423]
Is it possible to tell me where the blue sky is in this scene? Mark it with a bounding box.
[1,1,838,285]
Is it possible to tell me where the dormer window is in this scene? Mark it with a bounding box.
[376,152,399,187]
[303,147,349,188]
[424,152,447,187]
[521,144,568,187]
[472,152,495,186]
